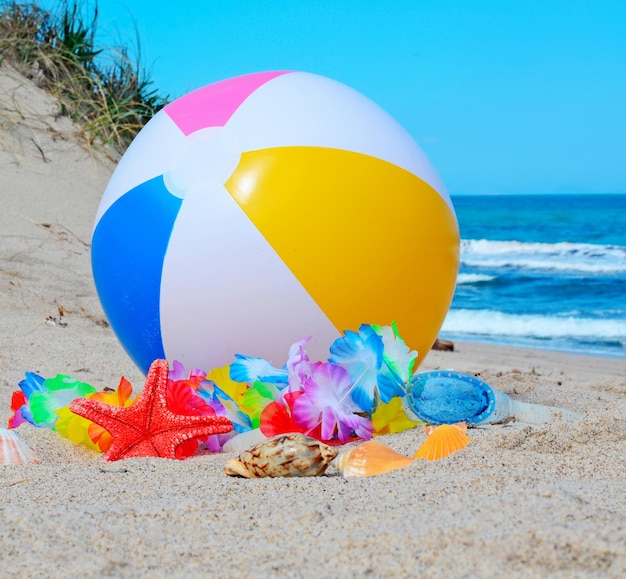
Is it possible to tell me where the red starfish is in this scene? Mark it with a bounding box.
[70,359,232,461]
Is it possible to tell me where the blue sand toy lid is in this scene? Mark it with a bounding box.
[403,370,496,425]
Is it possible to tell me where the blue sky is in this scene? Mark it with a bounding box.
[86,1,625,194]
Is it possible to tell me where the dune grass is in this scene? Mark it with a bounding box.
[0,0,168,155]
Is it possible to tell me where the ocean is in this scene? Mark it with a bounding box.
[440,194,626,358]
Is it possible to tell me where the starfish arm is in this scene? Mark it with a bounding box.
[69,397,145,436]
[150,417,233,457]
[69,360,233,461]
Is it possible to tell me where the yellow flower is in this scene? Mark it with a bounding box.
[207,365,248,399]
[55,406,100,450]
[371,396,422,436]
[54,377,135,452]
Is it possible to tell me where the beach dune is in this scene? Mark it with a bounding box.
[1,65,625,578]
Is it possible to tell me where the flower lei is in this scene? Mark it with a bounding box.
[8,323,422,452]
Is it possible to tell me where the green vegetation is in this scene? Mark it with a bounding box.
[0,0,168,155]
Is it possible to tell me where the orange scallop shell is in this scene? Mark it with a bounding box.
[413,422,470,461]
[334,440,415,477]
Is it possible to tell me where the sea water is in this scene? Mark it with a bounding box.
[440,194,626,358]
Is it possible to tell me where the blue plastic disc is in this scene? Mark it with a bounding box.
[404,370,496,425]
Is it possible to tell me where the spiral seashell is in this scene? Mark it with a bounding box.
[224,433,338,478]
[0,428,40,465]
[413,422,470,461]
[334,440,415,478]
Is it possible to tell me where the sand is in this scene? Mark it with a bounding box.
[1,65,625,578]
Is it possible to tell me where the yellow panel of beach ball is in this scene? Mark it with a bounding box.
[92,71,460,373]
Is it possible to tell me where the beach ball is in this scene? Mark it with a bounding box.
[92,71,459,375]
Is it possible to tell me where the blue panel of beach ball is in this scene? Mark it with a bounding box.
[405,371,495,425]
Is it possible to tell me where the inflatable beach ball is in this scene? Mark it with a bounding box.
[92,71,460,374]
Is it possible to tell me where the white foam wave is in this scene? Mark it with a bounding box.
[442,309,626,342]
[456,273,497,285]
[461,239,626,274]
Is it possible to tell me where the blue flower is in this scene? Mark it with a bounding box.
[19,372,46,399]
[196,381,252,433]
[329,325,384,413]
[14,372,46,426]
[229,354,289,385]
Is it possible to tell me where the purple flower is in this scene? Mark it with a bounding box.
[284,336,320,394]
[293,363,372,442]
[168,360,206,383]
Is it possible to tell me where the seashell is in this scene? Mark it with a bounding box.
[334,440,415,478]
[224,433,338,478]
[413,422,470,461]
[0,428,40,465]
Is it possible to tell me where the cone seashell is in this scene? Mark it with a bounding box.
[334,440,415,478]
[0,428,40,465]
[413,422,470,461]
[224,433,338,478]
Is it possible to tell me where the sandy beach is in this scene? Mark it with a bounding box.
[1,65,625,578]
